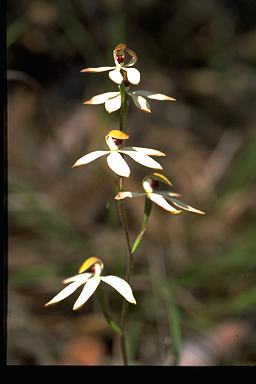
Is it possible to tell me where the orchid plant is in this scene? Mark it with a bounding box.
[45,43,205,365]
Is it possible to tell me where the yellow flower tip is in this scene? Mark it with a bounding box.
[142,108,151,114]
[169,210,182,215]
[152,173,173,186]
[45,300,56,307]
[107,130,129,140]
[144,173,173,187]
[196,209,206,215]
[79,257,103,274]
[114,43,126,52]
[72,305,81,311]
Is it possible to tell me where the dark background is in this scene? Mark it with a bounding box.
[7,0,256,365]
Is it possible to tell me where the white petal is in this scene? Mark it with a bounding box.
[84,92,120,105]
[107,152,130,177]
[73,277,101,310]
[63,273,92,284]
[120,150,163,169]
[123,146,166,156]
[171,198,205,215]
[81,66,114,73]
[130,90,175,101]
[45,280,83,306]
[156,191,181,198]
[101,276,136,304]
[72,151,109,167]
[129,93,151,112]
[105,95,122,113]
[114,191,146,200]
[123,68,140,85]
[148,193,182,215]
[109,68,123,84]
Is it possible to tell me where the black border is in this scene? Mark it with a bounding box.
[2,0,7,367]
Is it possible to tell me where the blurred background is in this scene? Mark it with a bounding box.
[7,0,256,365]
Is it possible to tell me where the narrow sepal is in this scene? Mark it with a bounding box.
[63,273,91,284]
[73,277,101,310]
[148,193,182,215]
[130,90,176,101]
[114,191,146,200]
[84,92,119,105]
[100,276,136,304]
[45,280,83,307]
[81,66,114,73]
[72,151,109,167]
[170,198,205,215]
[121,150,163,169]
[122,146,165,156]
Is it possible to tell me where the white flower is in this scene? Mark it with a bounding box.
[72,130,165,178]
[84,89,176,114]
[81,43,140,85]
[114,173,205,215]
[45,257,136,311]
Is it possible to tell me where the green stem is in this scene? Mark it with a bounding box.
[117,73,152,365]
[118,199,152,365]
[115,176,131,366]
[119,78,129,133]
[131,198,152,255]
[97,284,123,336]
[116,76,133,365]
